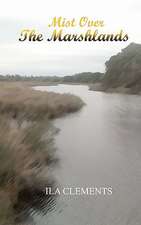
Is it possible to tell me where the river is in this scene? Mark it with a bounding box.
[33,84,141,225]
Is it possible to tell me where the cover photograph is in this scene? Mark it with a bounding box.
[0,0,141,225]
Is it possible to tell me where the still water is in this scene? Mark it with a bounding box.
[33,85,141,225]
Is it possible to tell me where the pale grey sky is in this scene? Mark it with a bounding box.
[0,0,141,76]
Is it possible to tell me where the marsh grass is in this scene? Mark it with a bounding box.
[0,83,84,224]
[0,118,52,196]
[0,84,84,121]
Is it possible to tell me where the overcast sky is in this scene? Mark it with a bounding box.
[0,0,141,76]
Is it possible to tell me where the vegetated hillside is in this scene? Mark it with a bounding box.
[102,43,141,93]
[62,72,104,83]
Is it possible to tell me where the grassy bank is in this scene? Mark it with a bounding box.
[0,83,84,224]
[0,84,83,120]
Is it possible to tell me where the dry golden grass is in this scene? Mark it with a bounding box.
[0,82,84,224]
[0,118,51,187]
[0,83,84,121]
[0,117,57,224]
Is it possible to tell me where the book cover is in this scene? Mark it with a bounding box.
[0,1,141,225]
